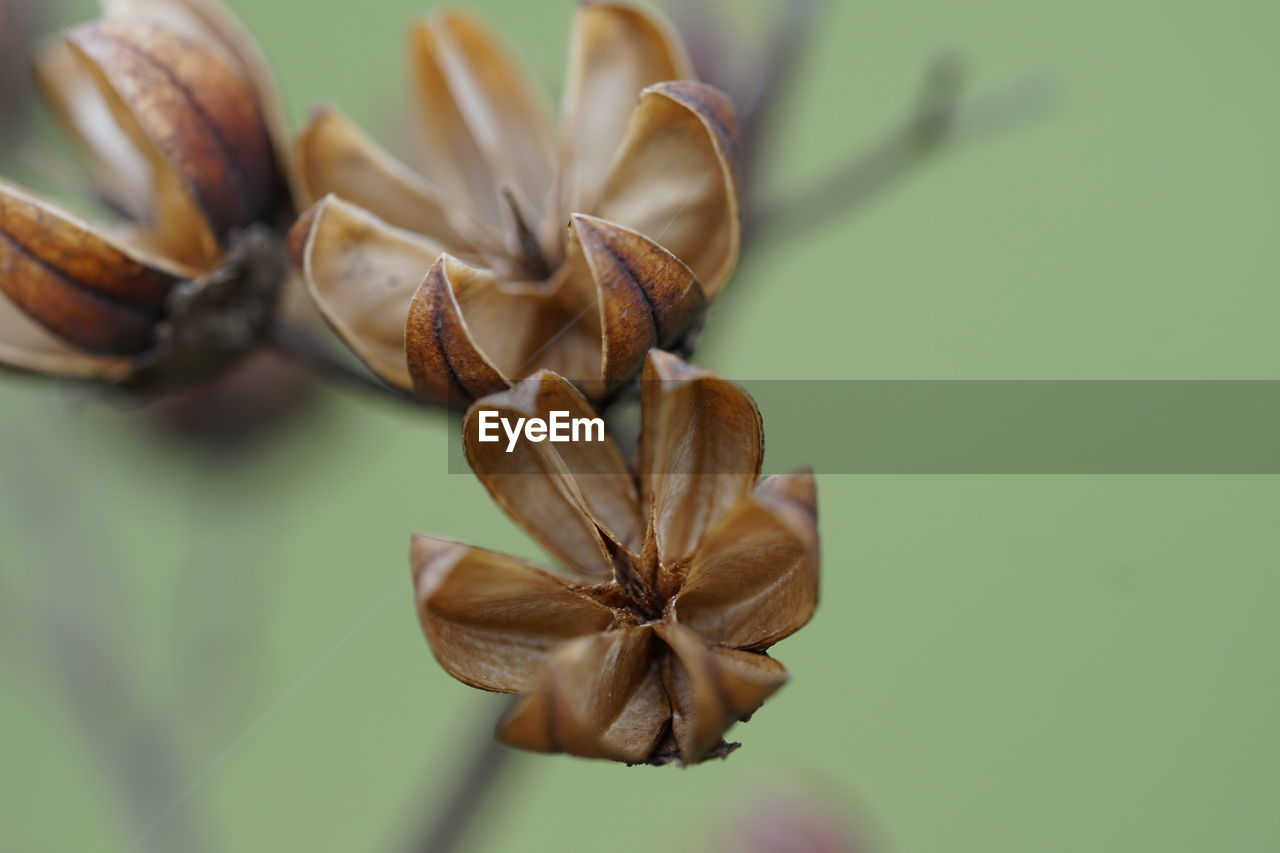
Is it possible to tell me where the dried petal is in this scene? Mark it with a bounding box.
[100,0,295,196]
[0,183,189,307]
[404,254,510,404]
[292,195,444,390]
[67,20,279,263]
[33,41,153,221]
[295,106,478,254]
[463,372,642,576]
[498,626,668,763]
[561,2,693,213]
[407,256,609,403]
[0,183,190,353]
[639,350,764,567]
[0,292,133,379]
[675,470,820,650]
[657,621,788,765]
[410,9,555,229]
[412,534,614,694]
[567,213,704,394]
[594,81,740,297]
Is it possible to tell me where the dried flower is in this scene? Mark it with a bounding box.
[0,0,293,389]
[411,350,819,765]
[291,3,741,405]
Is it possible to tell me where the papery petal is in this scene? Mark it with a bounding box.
[593,81,740,298]
[560,2,693,214]
[0,183,190,307]
[498,625,669,763]
[67,21,280,265]
[463,372,642,576]
[411,534,614,694]
[657,621,788,765]
[99,0,296,198]
[639,350,763,567]
[292,195,443,390]
[566,214,704,396]
[0,183,190,353]
[0,292,133,379]
[405,254,510,405]
[295,107,478,255]
[33,41,153,221]
[410,9,556,229]
[674,470,820,650]
[407,256,605,402]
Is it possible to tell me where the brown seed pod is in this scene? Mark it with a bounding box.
[412,351,820,765]
[0,0,294,388]
[292,4,741,407]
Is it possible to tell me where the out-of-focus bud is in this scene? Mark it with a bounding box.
[713,783,873,853]
[0,0,295,392]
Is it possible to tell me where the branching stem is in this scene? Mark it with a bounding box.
[749,60,1055,250]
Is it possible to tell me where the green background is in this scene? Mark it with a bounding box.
[1,0,1277,851]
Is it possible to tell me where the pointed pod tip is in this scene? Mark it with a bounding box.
[410,534,467,600]
[643,348,704,382]
[285,201,322,269]
[755,468,820,524]
[640,78,740,149]
[305,103,337,124]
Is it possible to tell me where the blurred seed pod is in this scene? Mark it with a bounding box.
[0,0,296,391]
[712,783,873,853]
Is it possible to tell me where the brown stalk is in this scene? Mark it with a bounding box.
[405,698,520,853]
[749,57,1055,250]
[0,429,212,852]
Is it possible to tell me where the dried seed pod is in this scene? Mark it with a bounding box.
[0,0,294,389]
[292,4,741,407]
[412,351,820,765]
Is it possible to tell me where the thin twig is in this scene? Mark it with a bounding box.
[0,428,212,853]
[737,0,823,211]
[408,698,520,853]
[749,58,1056,250]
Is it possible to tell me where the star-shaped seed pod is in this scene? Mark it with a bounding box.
[291,3,740,406]
[0,0,295,389]
[411,351,819,765]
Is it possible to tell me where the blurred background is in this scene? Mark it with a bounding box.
[1,0,1277,850]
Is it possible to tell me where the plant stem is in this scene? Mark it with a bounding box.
[749,60,1055,251]
[0,428,212,853]
[408,699,519,853]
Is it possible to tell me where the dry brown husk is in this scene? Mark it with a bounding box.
[0,0,292,385]
[291,3,741,407]
[412,351,819,765]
